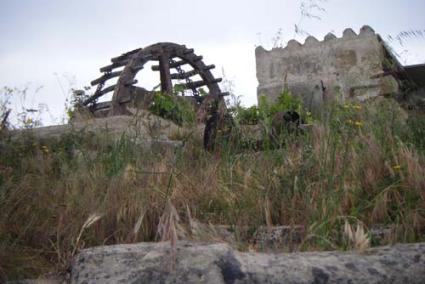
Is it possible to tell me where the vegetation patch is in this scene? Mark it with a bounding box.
[148,92,196,126]
[0,97,424,281]
[234,91,305,125]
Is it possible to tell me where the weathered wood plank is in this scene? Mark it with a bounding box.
[188,55,203,62]
[203,64,215,70]
[159,54,173,95]
[152,60,184,71]
[111,48,142,63]
[183,48,194,54]
[151,56,203,71]
[98,85,116,96]
[182,78,222,90]
[88,80,136,104]
[90,71,122,86]
[101,54,154,72]
[170,69,199,80]
[82,84,116,105]
[99,60,129,72]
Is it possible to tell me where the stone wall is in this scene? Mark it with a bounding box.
[256,26,400,111]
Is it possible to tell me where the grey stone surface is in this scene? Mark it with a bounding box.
[12,111,182,139]
[256,26,400,113]
[71,241,425,284]
[9,110,202,151]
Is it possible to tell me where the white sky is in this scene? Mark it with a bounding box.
[1,0,424,125]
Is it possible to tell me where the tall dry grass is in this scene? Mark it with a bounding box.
[0,99,424,280]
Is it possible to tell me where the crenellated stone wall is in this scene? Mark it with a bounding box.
[256,26,400,111]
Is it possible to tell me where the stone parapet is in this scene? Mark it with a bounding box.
[256,26,400,111]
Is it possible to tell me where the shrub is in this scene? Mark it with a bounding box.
[235,105,260,124]
[235,90,304,125]
[149,92,196,125]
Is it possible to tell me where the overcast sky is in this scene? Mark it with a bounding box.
[1,0,424,125]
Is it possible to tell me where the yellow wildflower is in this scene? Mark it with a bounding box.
[354,121,363,127]
[392,165,401,170]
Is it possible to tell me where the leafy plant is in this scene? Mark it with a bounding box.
[235,90,304,125]
[149,92,196,125]
[236,106,260,125]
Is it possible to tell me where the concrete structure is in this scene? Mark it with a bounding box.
[256,26,406,111]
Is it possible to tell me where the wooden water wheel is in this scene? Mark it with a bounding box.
[83,42,228,122]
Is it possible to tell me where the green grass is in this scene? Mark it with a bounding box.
[0,98,424,281]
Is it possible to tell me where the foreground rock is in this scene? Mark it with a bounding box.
[71,241,425,284]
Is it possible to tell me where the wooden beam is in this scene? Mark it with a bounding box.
[89,101,111,110]
[152,60,184,71]
[130,64,144,72]
[124,79,138,86]
[84,79,137,106]
[151,56,203,71]
[170,69,199,80]
[182,78,222,90]
[188,55,203,62]
[111,48,142,63]
[90,71,122,86]
[183,48,194,54]
[203,64,215,70]
[101,54,152,72]
[82,85,116,105]
[98,85,116,96]
[100,60,129,72]
[159,54,173,95]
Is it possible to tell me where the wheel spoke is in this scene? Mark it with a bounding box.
[158,53,173,95]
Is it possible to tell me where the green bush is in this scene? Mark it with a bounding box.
[149,92,196,125]
[267,89,302,115]
[236,106,260,124]
[235,90,304,125]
